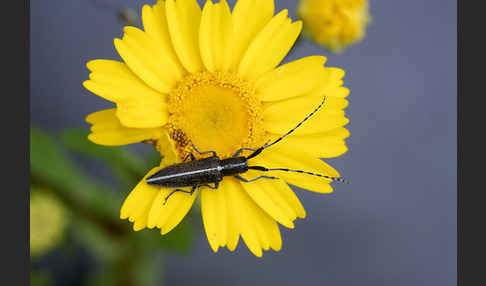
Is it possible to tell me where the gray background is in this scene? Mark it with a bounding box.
[31,0,457,285]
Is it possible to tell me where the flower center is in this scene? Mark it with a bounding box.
[165,71,266,160]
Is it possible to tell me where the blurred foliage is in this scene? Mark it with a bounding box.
[30,126,199,286]
[30,269,53,286]
[61,129,150,187]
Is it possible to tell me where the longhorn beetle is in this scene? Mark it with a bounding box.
[146,96,348,204]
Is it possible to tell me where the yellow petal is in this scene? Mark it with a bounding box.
[259,147,339,193]
[146,185,198,235]
[147,181,198,230]
[228,178,262,257]
[227,0,274,70]
[231,178,283,254]
[116,98,168,129]
[125,26,184,83]
[160,188,198,235]
[141,2,186,76]
[234,178,270,252]
[201,186,220,252]
[86,59,136,77]
[250,157,307,219]
[320,68,349,99]
[286,174,333,194]
[199,1,215,72]
[114,37,169,94]
[201,182,229,250]
[238,10,302,80]
[199,0,232,72]
[265,144,340,178]
[120,167,162,231]
[147,190,167,229]
[268,128,349,158]
[238,172,295,229]
[157,131,180,168]
[214,184,228,247]
[238,9,289,77]
[263,91,348,121]
[263,91,349,135]
[269,179,306,219]
[241,222,262,257]
[264,114,348,136]
[255,56,328,102]
[84,59,167,103]
[250,196,282,251]
[324,67,346,84]
[85,109,160,146]
[120,167,161,219]
[165,0,203,73]
[222,179,240,251]
[323,86,350,98]
[260,179,298,220]
[83,76,168,128]
[252,210,270,251]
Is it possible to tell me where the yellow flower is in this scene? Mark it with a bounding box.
[30,191,67,258]
[297,0,371,53]
[83,0,350,257]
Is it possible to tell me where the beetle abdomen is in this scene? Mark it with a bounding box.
[146,157,223,188]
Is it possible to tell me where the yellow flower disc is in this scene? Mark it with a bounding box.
[167,71,265,159]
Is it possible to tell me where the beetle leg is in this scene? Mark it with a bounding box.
[183,153,196,162]
[199,182,219,190]
[191,144,217,157]
[234,175,279,183]
[163,185,197,205]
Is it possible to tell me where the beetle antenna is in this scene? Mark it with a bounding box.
[246,96,327,160]
[248,165,349,184]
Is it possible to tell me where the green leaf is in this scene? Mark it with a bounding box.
[60,130,151,184]
[70,215,124,263]
[30,127,121,221]
[30,269,53,286]
[132,251,164,286]
[85,248,164,286]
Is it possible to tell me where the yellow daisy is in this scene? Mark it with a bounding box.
[83,0,350,257]
[297,0,371,53]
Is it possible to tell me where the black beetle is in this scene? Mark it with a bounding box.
[146,96,347,204]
